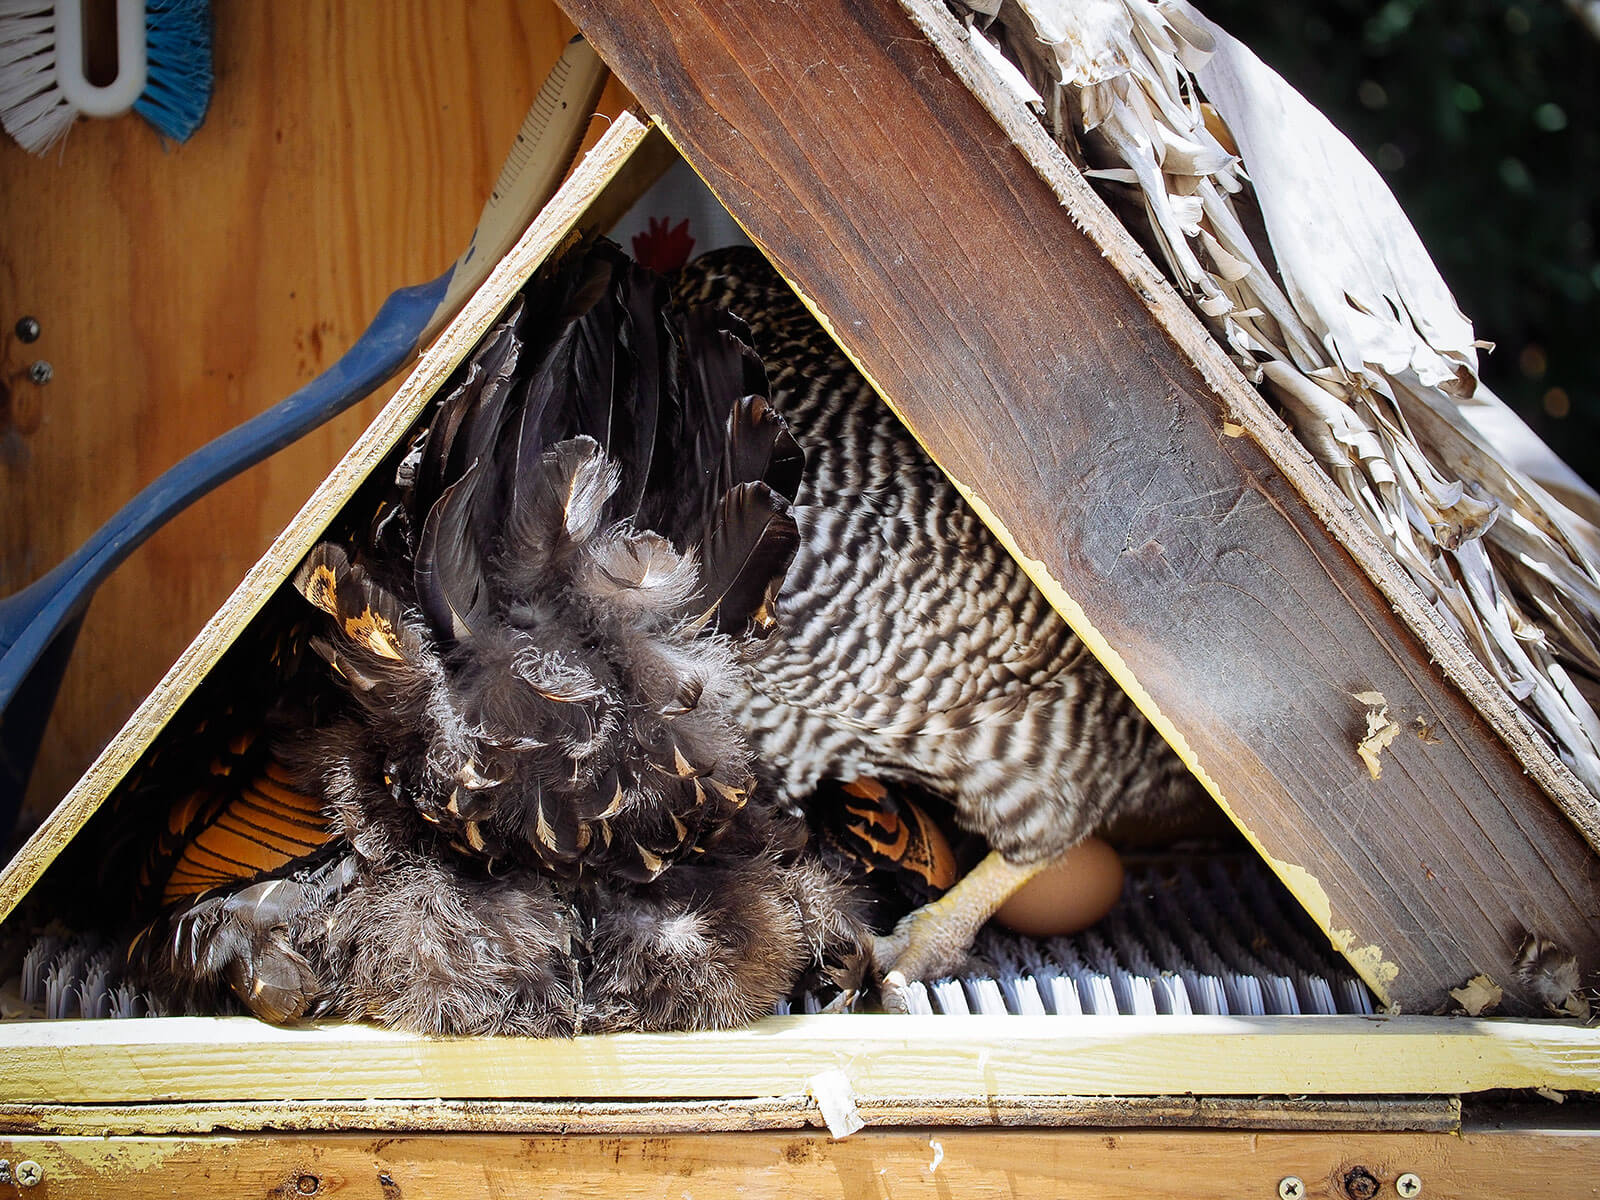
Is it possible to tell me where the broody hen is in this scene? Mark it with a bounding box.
[127,240,868,1034]
[128,235,1203,1029]
[674,248,1205,995]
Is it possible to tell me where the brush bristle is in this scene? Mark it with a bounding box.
[0,0,213,154]
[17,933,166,1019]
[0,1,75,154]
[133,0,212,142]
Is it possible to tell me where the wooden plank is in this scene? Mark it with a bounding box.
[0,1,632,827]
[557,0,1600,1013]
[0,1126,1594,1199]
[897,0,1600,859]
[0,113,655,929]
[0,1015,1593,1105]
[0,1095,1462,1137]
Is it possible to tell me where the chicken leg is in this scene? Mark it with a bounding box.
[872,850,1052,1012]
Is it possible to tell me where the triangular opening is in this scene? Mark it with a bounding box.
[0,119,1375,1035]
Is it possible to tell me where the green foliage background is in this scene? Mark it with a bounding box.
[1202,0,1599,487]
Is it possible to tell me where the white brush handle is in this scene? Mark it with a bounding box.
[55,0,147,118]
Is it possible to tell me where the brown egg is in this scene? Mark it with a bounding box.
[992,836,1124,937]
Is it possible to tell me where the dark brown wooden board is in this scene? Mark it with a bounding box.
[558,0,1600,1012]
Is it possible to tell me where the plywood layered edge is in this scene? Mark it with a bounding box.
[0,112,656,930]
[556,0,1600,1014]
[0,1015,1594,1106]
[0,1094,1461,1138]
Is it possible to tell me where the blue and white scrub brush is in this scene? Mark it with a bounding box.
[0,0,212,154]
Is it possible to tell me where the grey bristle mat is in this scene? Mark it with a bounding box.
[780,858,1376,1017]
[12,934,169,1020]
[11,860,1373,1022]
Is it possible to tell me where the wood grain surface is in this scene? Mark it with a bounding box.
[0,1126,1594,1199]
[556,0,1600,1014]
[0,1,629,830]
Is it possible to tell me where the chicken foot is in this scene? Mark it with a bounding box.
[872,849,1051,1013]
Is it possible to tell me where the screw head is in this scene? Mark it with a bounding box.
[1278,1177,1305,1200]
[16,1159,42,1188]
[1396,1173,1422,1198]
[14,316,40,343]
[0,1159,11,1184]
[27,359,52,385]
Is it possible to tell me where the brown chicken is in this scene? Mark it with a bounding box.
[674,248,1205,1000]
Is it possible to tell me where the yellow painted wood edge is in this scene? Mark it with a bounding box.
[0,1014,1593,1104]
[953,486,1403,1007]
[0,112,654,930]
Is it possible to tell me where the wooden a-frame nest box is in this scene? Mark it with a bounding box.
[1,0,1597,1193]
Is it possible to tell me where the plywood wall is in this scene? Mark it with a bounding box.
[0,2,629,829]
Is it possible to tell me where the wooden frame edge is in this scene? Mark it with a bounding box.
[0,1094,1461,1137]
[0,1124,1593,1200]
[1,1014,1594,1105]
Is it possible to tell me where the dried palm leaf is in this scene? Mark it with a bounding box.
[965,0,1600,797]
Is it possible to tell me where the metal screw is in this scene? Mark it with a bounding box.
[1279,1178,1305,1200]
[27,360,52,385]
[1396,1174,1422,1198]
[16,1159,42,1188]
[0,1159,11,1184]
[14,316,40,343]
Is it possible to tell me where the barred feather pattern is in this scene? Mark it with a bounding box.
[675,248,1201,863]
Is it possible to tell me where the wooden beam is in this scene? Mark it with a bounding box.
[556,0,1600,1012]
[0,1095,1462,1138]
[0,113,655,930]
[0,1015,1593,1105]
[1,1126,1594,1200]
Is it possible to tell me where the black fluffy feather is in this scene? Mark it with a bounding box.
[129,239,868,1033]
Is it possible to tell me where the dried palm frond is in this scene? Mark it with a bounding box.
[961,0,1600,798]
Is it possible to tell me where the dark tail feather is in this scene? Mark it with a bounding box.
[459,308,530,550]
[413,302,526,530]
[644,307,769,538]
[677,308,768,431]
[509,249,618,472]
[719,394,803,505]
[607,259,675,516]
[519,235,614,352]
[517,246,678,526]
[415,463,491,642]
[562,261,623,456]
[692,481,801,636]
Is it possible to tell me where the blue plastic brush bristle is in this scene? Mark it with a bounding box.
[132,0,212,143]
